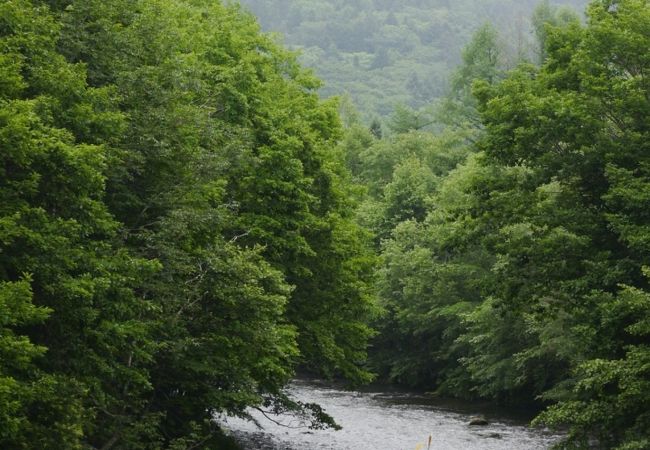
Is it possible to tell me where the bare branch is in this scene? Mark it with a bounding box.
[253,407,310,430]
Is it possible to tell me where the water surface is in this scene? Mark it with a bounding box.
[221,379,559,450]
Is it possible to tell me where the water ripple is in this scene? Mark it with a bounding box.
[220,380,560,450]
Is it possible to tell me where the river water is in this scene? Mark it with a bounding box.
[220,379,560,450]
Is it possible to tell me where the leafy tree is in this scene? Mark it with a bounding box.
[531,0,581,64]
[367,6,650,449]
[387,103,436,133]
[369,118,383,139]
[438,23,506,130]
[535,278,650,449]
[0,279,52,447]
[472,0,650,445]
[0,2,159,447]
[2,0,379,447]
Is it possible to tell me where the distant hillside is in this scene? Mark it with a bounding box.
[238,0,589,119]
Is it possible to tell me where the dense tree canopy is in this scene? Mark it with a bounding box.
[240,0,589,120]
[341,1,649,448]
[0,0,377,447]
[1,0,648,449]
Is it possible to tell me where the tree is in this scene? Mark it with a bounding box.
[0,280,52,447]
[388,104,435,133]
[57,0,378,403]
[369,118,383,139]
[474,0,650,445]
[438,23,505,130]
[1,2,159,447]
[2,0,378,446]
[531,0,581,65]
[535,278,650,449]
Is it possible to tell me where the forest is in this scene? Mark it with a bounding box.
[0,0,648,449]
[240,0,590,119]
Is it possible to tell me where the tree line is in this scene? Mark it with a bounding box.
[0,0,377,448]
[343,1,648,448]
[240,0,589,119]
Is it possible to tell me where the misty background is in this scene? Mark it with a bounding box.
[238,0,590,119]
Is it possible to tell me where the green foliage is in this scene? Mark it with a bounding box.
[0,279,49,446]
[240,0,589,120]
[438,22,508,129]
[440,4,649,445]
[387,103,436,134]
[3,0,648,448]
[532,0,581,64]
[535,279,650,449]
[1,3,157,447]
[1,0,378,447]
[352,1,650,448]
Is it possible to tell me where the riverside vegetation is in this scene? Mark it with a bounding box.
[0,1,648,449]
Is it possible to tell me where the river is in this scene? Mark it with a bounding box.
[220,379,561,450]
